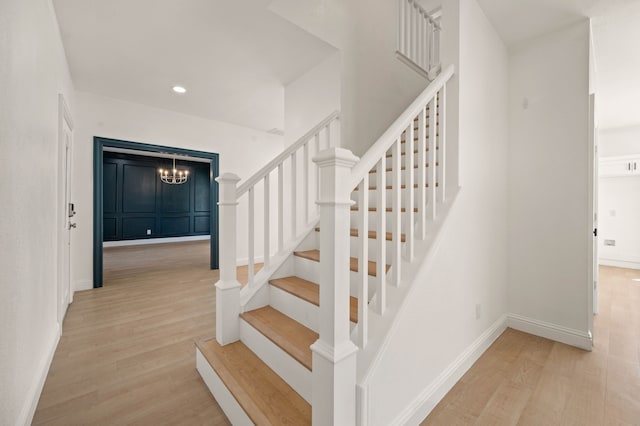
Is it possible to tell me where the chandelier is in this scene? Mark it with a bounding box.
[158,157,189,185]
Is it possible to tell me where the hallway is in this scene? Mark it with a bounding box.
[423,266,640,425]
[33,241,231,425]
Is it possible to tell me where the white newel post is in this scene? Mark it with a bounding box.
[215,173,241,346]
[311,148,359,426]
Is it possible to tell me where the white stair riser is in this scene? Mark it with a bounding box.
[351,188,434,208]
[366,166,438,186]
[293,256,383,299]
[269,285,319,333]
[196,349,253,426]
[348,235,400,264]
[314,229,407,262]
[349,211,413,233]
[269,284,358,335]
[239,319,312,403]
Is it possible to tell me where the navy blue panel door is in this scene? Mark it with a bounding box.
[103,152,210,241]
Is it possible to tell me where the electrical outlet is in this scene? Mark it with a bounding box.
[475,303,481,320]
[147,229,152,235]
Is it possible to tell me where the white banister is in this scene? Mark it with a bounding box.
[405,121,415,260]
[438,86,447,202]
[291,151,297,239]
[427,96,437,220]
[374,156,387,315]
[311,147,359,426]
[356,179,369,348]
[391,138,402,286]
[215,173,242,345]
[397,0,442,79]
[236,111,339,196]
[347,65,453,350]
[350,65,454,189]
[223,112,338,292]
[304,143,309,224]
[263,174,270,268]
[248,187,255,284]
[418,106,427,239]
[278,163,284,252]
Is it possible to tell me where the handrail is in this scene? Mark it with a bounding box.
[237,110,340,197]
[349,64,454,189]
[409,0,441,29]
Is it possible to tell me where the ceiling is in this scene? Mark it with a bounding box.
[477,0,640,130]
[53,0,336,132]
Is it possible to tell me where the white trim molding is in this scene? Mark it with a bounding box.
[17,323,60,426]
[506,313,593,351]
[390,314,508,426]
[599,258,640,270]
[103,234,210,248]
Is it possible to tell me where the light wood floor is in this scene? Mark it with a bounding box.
[33,241,249,425]
[422,265,640,425]
[34,245,639,425]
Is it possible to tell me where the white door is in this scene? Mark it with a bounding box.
[589,93,598,327]
[593,124,599,316]
[58,96,74,330]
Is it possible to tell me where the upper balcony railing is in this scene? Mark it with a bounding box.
[397,0,442,80]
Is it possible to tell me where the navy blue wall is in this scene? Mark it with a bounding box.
[103,152,210,241]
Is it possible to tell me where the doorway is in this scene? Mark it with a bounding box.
[58,95,74,329]
[93,137,219,288]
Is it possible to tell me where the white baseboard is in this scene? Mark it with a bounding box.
[599,258,640,270]
[17,322,60,426]
[103,235,210,247]
[391,314,508,426]
[506,313,593,351]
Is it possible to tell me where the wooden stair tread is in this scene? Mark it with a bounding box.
[269,276,358,323]
[294,250,390,277]
[351,207,418,212]
[196,339,311,425]
[240,306,317,371]
[315,227,406,242]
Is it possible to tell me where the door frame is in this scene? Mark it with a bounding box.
[93,137,219,288]
[57,94,74,331]
[587,93,597,340]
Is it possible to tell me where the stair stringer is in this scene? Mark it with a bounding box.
[355,187,460,426]
[239,218,319,312]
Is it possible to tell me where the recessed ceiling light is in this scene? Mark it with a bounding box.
[172,86,186,94]
[632,278,640,282]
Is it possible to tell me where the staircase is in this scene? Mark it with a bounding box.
[195,3,453,423]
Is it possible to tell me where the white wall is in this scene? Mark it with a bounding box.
[361,0,510,423]
[599,125,640,157]
[508,21,592,338]
[598,176,640,269]
[72,92,284,291]
[341,0,433,156]
[284,52,341,146]
[0,0,75,423]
